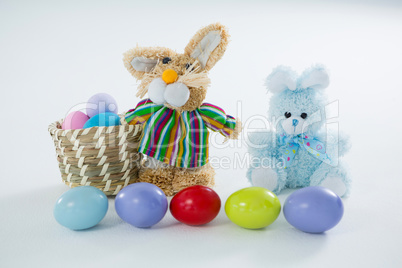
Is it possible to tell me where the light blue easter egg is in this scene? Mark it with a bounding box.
[83,112,121,128]
[54,186,109,230]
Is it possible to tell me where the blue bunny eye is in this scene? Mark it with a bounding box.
[284,112,291,118]
[301,113,308,119]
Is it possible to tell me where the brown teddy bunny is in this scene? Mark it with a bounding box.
[123,23,241,195]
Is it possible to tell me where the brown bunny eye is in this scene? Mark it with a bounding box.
[185,63,195,71]
[162,57,171,64]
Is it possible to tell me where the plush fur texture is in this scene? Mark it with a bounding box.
[247,65,351,197]
[123,23,240,195]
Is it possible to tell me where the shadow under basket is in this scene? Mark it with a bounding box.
[48,118,143,196]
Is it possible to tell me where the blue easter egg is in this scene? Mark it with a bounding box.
[86,93,118,118]
[54,186,109,230]
[115,183,168,228]
[83,112,121,128]
[283,186,344,233]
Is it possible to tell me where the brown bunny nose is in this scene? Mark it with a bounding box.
[162,69,178,84]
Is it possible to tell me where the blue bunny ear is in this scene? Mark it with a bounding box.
[265,66,297,94]
[299,64,330,90]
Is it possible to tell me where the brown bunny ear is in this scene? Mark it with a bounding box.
[123,46,176,80]
[184,23,229,71]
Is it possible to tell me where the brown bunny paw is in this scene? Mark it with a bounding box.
[138,166,176,196]
[172,163,216,193]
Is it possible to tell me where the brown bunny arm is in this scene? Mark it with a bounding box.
[125,99,164,125]
[228,118,242,140]
[198,103,240,140]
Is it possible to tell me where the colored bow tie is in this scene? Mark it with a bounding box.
[279,134,331,168]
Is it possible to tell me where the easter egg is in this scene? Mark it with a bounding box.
[54,186,108,230]
[170,185,221,226]
[86,93,118,118]
[283,186,344,233]
[115,183,168,228]
[83,112,121,128]
[62,111,89,130]
[225,187,281,229]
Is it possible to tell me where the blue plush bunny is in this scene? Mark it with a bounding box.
[246,65,351,197]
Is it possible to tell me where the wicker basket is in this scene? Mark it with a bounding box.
[48,117,143,195]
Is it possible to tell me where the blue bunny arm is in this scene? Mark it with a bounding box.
[337,132,351,157]
[315,130,351,158]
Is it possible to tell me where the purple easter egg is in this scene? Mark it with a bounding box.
[62,111,89,130]
[283,186,344,233]
[115,183,168,228]
[86,93,118,118]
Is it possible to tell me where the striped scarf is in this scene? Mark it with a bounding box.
[125,99,236,168]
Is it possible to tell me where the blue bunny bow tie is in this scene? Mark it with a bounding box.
[279,134,331,168]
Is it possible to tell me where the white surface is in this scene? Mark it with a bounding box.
[1,0,402,267]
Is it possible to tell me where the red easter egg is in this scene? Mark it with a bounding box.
[170,185,221,226]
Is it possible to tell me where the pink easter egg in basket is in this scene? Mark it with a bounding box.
[62,111,90,130]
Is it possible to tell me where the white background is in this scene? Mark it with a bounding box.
[1,0,402,267]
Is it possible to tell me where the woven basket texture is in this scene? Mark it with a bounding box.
[48,118,143,195]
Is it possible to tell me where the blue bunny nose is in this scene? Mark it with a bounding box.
[292,119,299,126]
